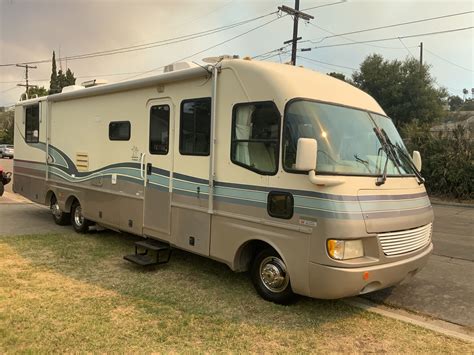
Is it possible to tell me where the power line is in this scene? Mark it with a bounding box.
[297,55,357,70]
[0,86,20,94]
[123,15,283,81]
[307,22,415,50]
[301,0,347,12]
[424,48,473,72]
[398,38,417,60]
[302,26,474,50]
[0,11,278,67]
[304,10,474,45]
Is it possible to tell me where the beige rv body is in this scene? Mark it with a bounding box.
[13,59,433,299]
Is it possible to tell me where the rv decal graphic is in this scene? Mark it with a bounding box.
[14,159,432,221]
[131,146,140,162]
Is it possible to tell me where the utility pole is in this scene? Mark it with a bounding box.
[419,42,423,70]
[16,64,37,93]
[278,1,314,65]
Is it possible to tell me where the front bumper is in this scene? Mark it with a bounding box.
[308,243,433,299]
[2,153,13,158]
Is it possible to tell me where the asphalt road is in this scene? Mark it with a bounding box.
[0,158,472,328]
[362,204,474,328]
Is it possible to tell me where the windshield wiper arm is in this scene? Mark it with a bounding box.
[380,129,425,185]
[354,154,371,173]
[373,127,397,186]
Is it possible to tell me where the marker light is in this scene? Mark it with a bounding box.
[327,239,364,260]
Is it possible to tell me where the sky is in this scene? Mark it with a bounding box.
[0,0,473,107]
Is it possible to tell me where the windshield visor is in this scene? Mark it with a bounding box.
[283,100,413,176]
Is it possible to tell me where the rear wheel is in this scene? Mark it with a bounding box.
[51,196,70,225]
[71,200,91,233]
[251,247,295,304]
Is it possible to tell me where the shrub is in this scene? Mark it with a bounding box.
[403,122,473,200]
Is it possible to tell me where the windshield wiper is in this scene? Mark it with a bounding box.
[354,154,371,173]
[380,129,425,185]
[373,127,400,186]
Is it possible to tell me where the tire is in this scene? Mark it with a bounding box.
[50,196,70,225]
[251,247,295,304]
[0,182,4,197]
[70,200,91,233]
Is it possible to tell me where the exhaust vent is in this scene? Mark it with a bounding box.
[76,152,89,172]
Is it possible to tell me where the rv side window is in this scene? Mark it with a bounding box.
[25,105,40,143]
[149,105,170,155]
[109,121,131,141]
[231,101,280,175]
[179,98,211,156]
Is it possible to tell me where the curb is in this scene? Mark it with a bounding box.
[345,298,474,343]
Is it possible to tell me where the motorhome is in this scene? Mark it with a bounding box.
[13,57,433,304]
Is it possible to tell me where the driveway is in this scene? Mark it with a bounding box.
[362,204,474,328]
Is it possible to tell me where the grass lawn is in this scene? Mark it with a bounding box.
[0,231,472,353]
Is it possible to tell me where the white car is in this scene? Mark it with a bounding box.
[0,145,14,159]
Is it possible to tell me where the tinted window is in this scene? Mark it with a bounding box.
[179,98,211,155]
[109,121,131,141]
[149,105,170,155]
[25,105,39,143]
[231,102,280,175]
[267,191,294,219]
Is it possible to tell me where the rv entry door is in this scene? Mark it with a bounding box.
[143,99,174,240]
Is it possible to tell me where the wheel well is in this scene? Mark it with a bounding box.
[45,190,55,205]
[235,240,275,272]
[64,195,79,214]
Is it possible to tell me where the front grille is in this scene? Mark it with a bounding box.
[378,223,432,256]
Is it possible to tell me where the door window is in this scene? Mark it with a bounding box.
[149,105,170,155]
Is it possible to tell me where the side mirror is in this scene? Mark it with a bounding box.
[412,150,422,172]
[295,138,317,171]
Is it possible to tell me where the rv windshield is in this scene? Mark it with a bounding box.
[283,100,413,176]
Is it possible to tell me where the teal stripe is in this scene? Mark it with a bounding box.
[295,195,361,213]
[17,160,430,220]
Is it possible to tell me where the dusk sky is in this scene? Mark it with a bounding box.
[1,0,473,107]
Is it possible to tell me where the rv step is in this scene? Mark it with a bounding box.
[123,239,172,266]
[123,253,158,266]
[135,239,169,252]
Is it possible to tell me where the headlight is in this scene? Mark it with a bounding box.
[327,239,364,260]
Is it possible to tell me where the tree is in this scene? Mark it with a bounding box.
[57,69,68,91]
[0,110,14,144]
[49,52,77,94]
[49,51,60,94]
[352,54,447,127]
[448,95,464,111]
[27,86,48,99]
[65,68,76,85]
[327,72,347,82]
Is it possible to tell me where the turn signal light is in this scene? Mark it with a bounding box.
[327,239,364,260]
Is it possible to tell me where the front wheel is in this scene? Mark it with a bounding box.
[251,248,295,304]
[71,200,91,233]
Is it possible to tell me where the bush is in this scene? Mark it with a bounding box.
[403,122,473,200]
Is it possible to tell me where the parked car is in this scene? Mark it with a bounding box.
[0,144,14,159]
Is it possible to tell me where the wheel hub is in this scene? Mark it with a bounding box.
[74,206,84,226]
[51,202,62,218]
[260,256,289,293]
